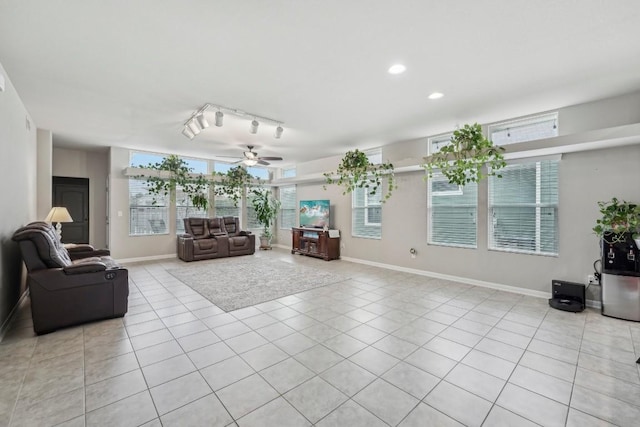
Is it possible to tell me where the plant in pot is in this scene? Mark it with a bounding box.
[138,154,209,210]
[423,123,506,185]
[323,149,396,201]
[213,165,257,207]
[250,188,281,249]
[593,197,640,245]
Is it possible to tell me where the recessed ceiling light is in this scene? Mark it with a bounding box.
[388,64,406,75]
[428,92,444,100]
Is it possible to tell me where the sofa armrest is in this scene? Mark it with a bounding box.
[63,262,107,274]
[65,243,95,252]
[29,267,127,291]
[239,230,252,236]
[66,244,111,260]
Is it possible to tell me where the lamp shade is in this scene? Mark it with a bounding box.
[44,207,73,223]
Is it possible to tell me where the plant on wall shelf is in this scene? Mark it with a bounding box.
[250,188,281,248]
[213,166,257,207]
[593,197,640,244]
[423,123,506,186]
[138,155,209,210]
[323,149,396,202]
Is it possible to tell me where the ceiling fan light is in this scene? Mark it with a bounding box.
[182,126,195,139]
[195,113,209,130]
[249,120,259,134]
[274,125,284,139]
[215,111,224,127]
[187,119,201,135]
[243,158,258,166]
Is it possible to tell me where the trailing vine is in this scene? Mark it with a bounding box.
[213,165,258,207]
[423,123,506,186]
[137,155,209,210]
[323,149,396,202]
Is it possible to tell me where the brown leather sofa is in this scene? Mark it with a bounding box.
[12,221,129,335]
[177,216,255,261]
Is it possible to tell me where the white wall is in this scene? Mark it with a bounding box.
[36,129,52,220]
[0,62,37,332]
[52,147,108,248]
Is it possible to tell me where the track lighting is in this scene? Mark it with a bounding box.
[215,111,224,127]
[181,103,284,139]
[195,113,209,130]
[250,119,259,134]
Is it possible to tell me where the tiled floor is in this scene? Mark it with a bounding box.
[1,249,640,426]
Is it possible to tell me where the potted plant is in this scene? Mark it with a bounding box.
[250,188,281,249]
[138,155,209,210]
[323,149,396,201]
[214,165,257,207]
[423,123,506,186]
[593,197,640,244]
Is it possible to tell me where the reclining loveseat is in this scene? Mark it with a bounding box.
[12,221,129,334]
[177,216,255,262]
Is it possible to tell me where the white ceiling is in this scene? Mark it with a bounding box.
[1,1,640,167]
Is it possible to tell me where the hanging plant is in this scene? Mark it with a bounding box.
[323,149,396,202]
[213,165,258,207]
[423,123,506,185]
[138,155,209,210]
[593,197,640,244]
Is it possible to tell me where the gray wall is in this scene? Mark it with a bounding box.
[0,62,37,332]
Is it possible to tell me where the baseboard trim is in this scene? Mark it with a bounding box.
[340,255,551,300]
[0,290,29,343]
[119,254,177,264]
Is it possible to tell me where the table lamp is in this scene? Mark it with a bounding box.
[44,207,74,240]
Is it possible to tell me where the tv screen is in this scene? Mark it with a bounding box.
[299,199,330,228]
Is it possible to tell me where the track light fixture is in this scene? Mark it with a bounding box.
[249,119,259,134]
[181,103,284,140]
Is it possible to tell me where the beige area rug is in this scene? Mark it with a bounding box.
[166,256,348,312]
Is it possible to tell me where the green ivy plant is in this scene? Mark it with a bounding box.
[593,197,640,244]
[423,123,506,185]
[138,155,209,210]
[250,188,281,241]
[323,149,396,202]
[213,165,257,207]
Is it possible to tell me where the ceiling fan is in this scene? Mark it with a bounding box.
[235,145,283,166]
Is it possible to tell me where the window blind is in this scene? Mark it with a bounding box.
[246,186,262,230]
[279,185,297,229]
[489,113,558,146]
[128,178,169,235]
[353,186,382,239]
[428,174,477,247]
[488,159,559,255]
[214,184,240,219]
[175,185,209,234]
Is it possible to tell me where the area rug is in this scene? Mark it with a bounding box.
[166,257,348,312]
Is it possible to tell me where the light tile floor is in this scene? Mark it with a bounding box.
[1,249,640,426]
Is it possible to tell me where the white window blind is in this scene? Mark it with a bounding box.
[128,178,169,235]
[428,133,453,155]
[488,159,559,255]
[176,185,209,234]
[353,186,382,239]
[279,185,297,229]
[214,184,240,219]
[428,174,477,247]
[246,187,262,230]
[489,113,558,146]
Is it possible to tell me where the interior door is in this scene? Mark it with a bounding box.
[52,176,90,243]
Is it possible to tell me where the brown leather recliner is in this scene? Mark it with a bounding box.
[177,217,229,261]
[11,221,129,335]
[223,216,256,257]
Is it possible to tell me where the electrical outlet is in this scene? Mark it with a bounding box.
[587,274,597,285]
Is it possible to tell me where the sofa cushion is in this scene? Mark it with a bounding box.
[12,222,72,268]
[207,218,227,237]
[184,218,209,239]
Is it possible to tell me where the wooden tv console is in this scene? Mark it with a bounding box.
[291,227,340,261]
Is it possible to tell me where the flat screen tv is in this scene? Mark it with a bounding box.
[299,199,330,228]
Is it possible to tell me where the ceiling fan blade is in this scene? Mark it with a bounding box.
[258,156,283,161]
[257,160,270,166]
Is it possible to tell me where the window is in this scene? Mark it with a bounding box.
[279,185,297,229]
[282,168,296,178]
[246,166,270,180]
[352,148,384,239]
[488,159,559,255]
[489,113,558,146]
[176,185,209,234]
[428,174,477,247]
[129,179,169,235]
[428,133,453,155]
[246,187,262,230]
[213,185,240,218]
